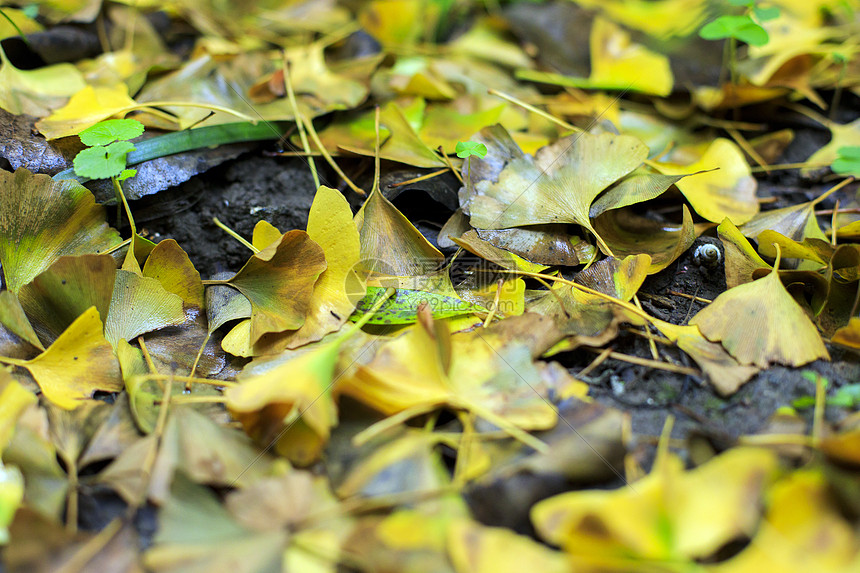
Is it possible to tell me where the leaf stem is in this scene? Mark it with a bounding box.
[372,106,381,194]
[212,217,258,253]
[128,101,257,122]
[282,55,319,189]
[301,114,365,195]
[488,88,580,132]
[128,373,237,388]
[810,177,854,207]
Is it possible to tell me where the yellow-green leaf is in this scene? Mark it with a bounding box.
[0,169,121,293]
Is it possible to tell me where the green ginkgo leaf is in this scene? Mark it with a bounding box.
[78,118,144,146]
[350,286,485,325]
[73,141,136,180]
[0,169,122,293]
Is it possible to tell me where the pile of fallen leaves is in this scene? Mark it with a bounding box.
[1,0,860,571]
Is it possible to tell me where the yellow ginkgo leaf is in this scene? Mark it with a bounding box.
[0,48,86,117]
[35,84,139,140]
[689,250,829,368]
[342,312,561,451]
[225,341,340,465]
[803,118,860,176]
[104,270,186,348]
[340,101,447,168]
[419,104,506,153]
[574,0,707,39]
[654,138,759,224]
[451,230,548,273]
[142,240,205,308]
[592,205,699,274]
[710,471,860,573]
[253,186,361,352]
[516,17,673,97]
[832,317,860,350]
[472,225,596,267]
[0,290,44,351]
[652,320,759,396]
[448,519,569,573]
[356,188,445,277]
[717,218,771,288]
[588,17,674,97]
[359,0,426,48]
[0,8,42,40]
[532,448,778,565]
[223,230,327,345]
[0,169,121,294]
[251,221,283,251]
[0,371,37,452]
[0,307,122,409]
[738,181,843,243]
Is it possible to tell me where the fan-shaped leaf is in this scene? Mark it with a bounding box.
[224,230,327,344]
[3,307,121,409]
[0,169,121,293]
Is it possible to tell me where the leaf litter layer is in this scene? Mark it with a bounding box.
[1,0,860,571]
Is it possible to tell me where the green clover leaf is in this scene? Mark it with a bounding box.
[753,5,781,22]
[455,141,488,159]
[699,15,769,46]
[832,146,860,177]
[78,118,144,146]
[73,141,137,179]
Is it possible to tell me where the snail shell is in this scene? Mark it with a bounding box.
[693,243,721,268]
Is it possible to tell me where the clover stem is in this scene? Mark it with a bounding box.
[112,176,136,237]
[830,58,847,122]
